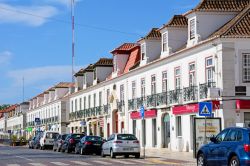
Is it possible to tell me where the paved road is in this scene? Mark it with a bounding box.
[0,145,195,166]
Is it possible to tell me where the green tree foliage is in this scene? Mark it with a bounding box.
[0,104,10,110]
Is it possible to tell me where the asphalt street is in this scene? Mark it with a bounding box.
[0,145,195,166]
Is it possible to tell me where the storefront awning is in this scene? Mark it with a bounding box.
[130,109,157,119]
[236,100,250,109]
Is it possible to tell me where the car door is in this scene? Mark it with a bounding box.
[206,129,230,166]
[63,135,70,150]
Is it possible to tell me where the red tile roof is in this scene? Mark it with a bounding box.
[159,15,188,30]
[211,4,250,38]
[186,0,250,15]
[55,82,75,88]
[124,47,141,73]
[74,68,84,76]
[111,43,139,54]
[94,58,113,67]
[0,105,17,113]
[139,28,161,41]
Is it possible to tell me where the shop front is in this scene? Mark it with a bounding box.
[236,100,250,127]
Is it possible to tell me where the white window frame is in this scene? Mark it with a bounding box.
[141,78,146,97]
[205,57,214,84]
[162,71,167,92]
[141,43,146,60]
[132,81,136,99]
[189,63,196,86]
[162,32,168,52]
[243,53,250,82]
[175,67,181,89]
[120,84,124,101]
[190,18,195,40]
[151,75,156,94]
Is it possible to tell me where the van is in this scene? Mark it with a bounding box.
[40,131,59,150]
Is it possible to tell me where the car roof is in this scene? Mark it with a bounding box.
[224,127,250,131]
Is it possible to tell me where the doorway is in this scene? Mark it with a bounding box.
[152,119,157,147]
[142,119,146,147]
[162,113,170,148]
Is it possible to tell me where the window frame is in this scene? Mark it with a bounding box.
[162,71,167,92]
[141,43,146,60]
[162,32,168,52]
[189,62,196,86]
[141,78,146,97]
[151,75,156,94]
[243,53,250,83]
[190,18,195,40]
[175,67,181,89]
[132,81,136,99]
[205,56,214,83]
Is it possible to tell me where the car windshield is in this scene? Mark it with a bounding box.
[46,133,58,139]
[72,134,85,139]
[85,136,102,141]
[117,134,137,140]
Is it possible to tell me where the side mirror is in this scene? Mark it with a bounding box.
[210,137,217,143]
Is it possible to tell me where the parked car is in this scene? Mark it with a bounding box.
[75,135,103,155]
[39,131,59,150]
[101,133,140,158]
[53,134,68,152]
[61,133,85,153]
[197,127,250,166]
[28,136,36,149]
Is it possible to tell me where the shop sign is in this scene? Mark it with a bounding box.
[80,121,86,126]
[236,100,250,109]
[193,117,221,158]
[130,109,157,119]
[173,101,220,115]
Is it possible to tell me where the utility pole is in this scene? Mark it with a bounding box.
[71,0,75,83]
[22,76,24,102]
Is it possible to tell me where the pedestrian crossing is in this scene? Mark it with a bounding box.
[5,159,158,166]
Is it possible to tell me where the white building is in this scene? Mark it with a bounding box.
[26,82,74,137]
[68,0,250,153]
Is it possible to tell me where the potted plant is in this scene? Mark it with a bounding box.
[10,135,17,146]
[19,136,27,146]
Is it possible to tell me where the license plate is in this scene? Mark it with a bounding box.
[123,148,133,151]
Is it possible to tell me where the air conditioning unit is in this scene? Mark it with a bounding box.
[208,88,221,98]
[235,86,246,96]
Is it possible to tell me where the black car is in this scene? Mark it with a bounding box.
[53,134,68,152]
[28,136,36,149]
[75,136,103,155]
[61,133,85,153]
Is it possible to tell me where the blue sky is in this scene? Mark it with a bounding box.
[0,0,200,104]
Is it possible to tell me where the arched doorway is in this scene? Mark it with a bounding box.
[162,113,170,148]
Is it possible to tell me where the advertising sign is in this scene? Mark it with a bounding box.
[193,117,221,158]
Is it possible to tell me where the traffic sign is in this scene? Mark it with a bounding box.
[140,105,145,119]
[199,102,212,117]
[35,118,40,123]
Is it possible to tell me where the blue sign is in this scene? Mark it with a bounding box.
[35,118,40,123]
[199,102,212,117]
[140,105,145,119]
[80,121,86,126]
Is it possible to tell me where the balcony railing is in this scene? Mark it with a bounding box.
[147,94,157,107]
[183,86,198,102]
[136,97,146,109]
[168,89,182,104]
[156,92,168,106]
[117,100,125,112]
[199,82,216,99]
[128,99,137,110]
[103,104,110,115]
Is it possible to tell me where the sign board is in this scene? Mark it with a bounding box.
[193,117,221,158]
[80,121,86,126]
[199,102,212,117]
[35,118,40,123]
[26,127,32,132]
[140,105,145,119]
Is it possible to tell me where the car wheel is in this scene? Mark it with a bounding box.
[101,150,106,157]
[135,153,140,159]
[125,154,129,158]
[110,149,116,158]
[229,156,240,166]
[197,153,207,166]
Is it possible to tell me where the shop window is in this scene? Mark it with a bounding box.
[176,116,182,137]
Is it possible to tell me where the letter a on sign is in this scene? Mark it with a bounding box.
[199,102,212,117]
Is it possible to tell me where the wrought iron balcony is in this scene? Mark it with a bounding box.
[147,94,157,107]
[183,86,198,102]
[128,99,136,110]
[136,97,146,109]
[199,82,216,99]
[168,89,182,104]
[96,106,103,116]
[117,100,125,112]
[156,92,168,106]
[103,104,110,115]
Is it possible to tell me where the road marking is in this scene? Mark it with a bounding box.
[70,161,92,165]
[50,162,69,166]
[92,160,110,165]
[29,163,47,166]
[7,164,20,166]
[15,156,33,161]
[110,159,134,164]
[128,159,153,164]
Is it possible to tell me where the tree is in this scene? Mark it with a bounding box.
[0,104,10,110]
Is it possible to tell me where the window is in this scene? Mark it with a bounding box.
[75,99,77,112]
[71,100,73,112]
[206,57,214,84]
[162,71,167,92]
[93,69,97,80]
[243,53,250,82]
[83,97,86,109]
[88,95,91,108]
[224,129,242,142]
[99,92,102,106]
[106,89,110,104]
[79,98,82,110]
[176,116,182,136]
[190,18,195,40]
[162,32,168,52]
[120,84,124,101]
[141,44,146,60]
[151,75,156,94]
[216,129,229,142]
[189,63,196,86]
[175,67,181,89]
[141,78,146,97]
[83,74,86,85]
[132,81,136,99]
[93,93,96,107]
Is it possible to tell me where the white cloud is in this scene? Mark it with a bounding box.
[7,65,80,87]
[0,3,58,26]
[0,51,12,65]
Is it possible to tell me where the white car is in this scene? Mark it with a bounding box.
[40,131,59,150]
[101,133,140,158]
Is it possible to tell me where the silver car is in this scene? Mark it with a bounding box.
[101,133,140,158]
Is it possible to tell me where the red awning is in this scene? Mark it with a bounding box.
[236,100,250,109]
[130,109,157,119]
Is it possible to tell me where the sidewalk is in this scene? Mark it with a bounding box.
[142,148,196,165]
